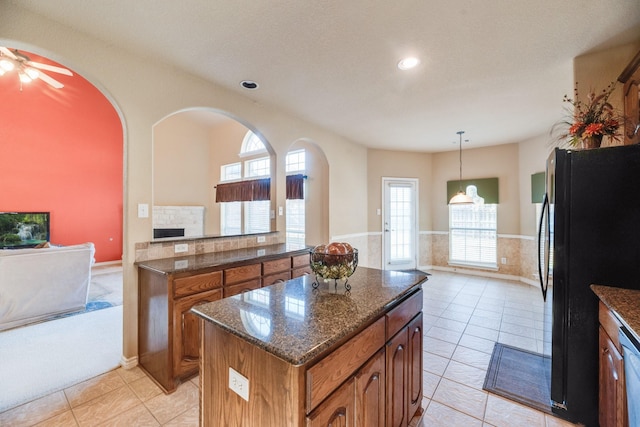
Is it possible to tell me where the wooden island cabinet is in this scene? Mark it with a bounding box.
[136,244,312,393]
[592,285,640,427]
[192,267,428,427]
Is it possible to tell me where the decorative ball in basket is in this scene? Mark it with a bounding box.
[309,242,358,290]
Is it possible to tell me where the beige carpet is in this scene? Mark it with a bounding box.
[0,266,123,413]
[0,305,123,412]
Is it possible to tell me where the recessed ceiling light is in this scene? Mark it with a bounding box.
[240,80,259,89]
[397,57,420,71]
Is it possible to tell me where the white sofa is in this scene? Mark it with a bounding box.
[0,242,95,331]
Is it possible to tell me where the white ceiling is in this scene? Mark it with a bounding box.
[9,0,640,152]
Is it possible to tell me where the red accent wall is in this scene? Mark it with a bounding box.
[0,49,123,262]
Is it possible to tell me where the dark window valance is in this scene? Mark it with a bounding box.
[447,177,499,204]
[286,174,305,200]
[215,178,270,203]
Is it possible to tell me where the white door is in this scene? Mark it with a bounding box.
[382,178,418,270]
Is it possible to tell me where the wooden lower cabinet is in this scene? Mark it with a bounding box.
[598,301,628,427]
[138,250,310,393]
[199,287,424,426]
[307,377,356,427]
[407,313,423,419]
[307,348,387,427]
[386,327,408,427]
[355,349,386,427]
[173,288,223,378]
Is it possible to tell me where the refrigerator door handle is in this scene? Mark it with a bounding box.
[537,192,549,301]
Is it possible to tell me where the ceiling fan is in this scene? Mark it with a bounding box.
[0,46,73,89]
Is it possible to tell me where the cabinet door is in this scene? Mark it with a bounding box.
[386,327,408,427]
[407,313,423,420]
[307,377,355,427]
[599,327,627,427]
[355,349,385,427]
[173,288,223,378]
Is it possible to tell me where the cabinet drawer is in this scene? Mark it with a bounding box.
[173,271,222,298]
[306,316,386,413]
[386,288,423,340]
[223,279,261,298]
[292,265,313,279]
[224,263,261,286]
[599,301,622,352]
[292,254,310,268]
[263,257,292,276]
[263,271,291,287]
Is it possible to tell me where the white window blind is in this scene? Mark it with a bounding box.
[221,163,241,181]
[286,149,306,246]
[219,148,271,234]
[244,156,270,233]
[449,185,497,268]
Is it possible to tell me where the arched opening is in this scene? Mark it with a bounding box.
[0,43,126,412]
[152,109,276,238]
[285,139,330,246]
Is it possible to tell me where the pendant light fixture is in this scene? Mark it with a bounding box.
[449,131,474,205]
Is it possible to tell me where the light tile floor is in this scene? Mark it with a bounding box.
[0,271,580,426]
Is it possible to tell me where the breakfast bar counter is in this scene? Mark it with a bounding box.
[192,267,428,426]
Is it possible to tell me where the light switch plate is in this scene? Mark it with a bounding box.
[137,203,149,218]
[229,367,249,401]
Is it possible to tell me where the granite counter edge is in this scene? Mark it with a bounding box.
[192,283,423,366]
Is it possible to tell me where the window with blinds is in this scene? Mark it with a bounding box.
[449,185,497,268]
[219,130,271,235]
[286,149,305,246]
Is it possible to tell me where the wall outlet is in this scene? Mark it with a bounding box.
[257,236,266,243]
[174,243,188,253]
[257,249,266,256]
[229,367,249,401]
[501,257,507,264]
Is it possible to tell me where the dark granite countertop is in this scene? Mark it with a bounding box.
[191,267,428,365]
[591,285,640,342]
[135,243,311,274]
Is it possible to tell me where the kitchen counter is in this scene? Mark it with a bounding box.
[591,285,640,341]
[192,266,428,365]
[194,266,428,426]
[135,243,310,274]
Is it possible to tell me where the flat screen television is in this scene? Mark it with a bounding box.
[0,212,50,249]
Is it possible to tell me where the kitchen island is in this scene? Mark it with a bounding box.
[192,266,428,427]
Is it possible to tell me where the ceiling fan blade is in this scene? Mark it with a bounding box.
[37,71,64,89]
[0,46,18,60]
[27,61,72,76]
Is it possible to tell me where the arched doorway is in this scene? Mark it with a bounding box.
[0,43,126,412]
[285,139,330,246]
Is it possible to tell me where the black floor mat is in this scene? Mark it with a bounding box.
[483,343,552,414]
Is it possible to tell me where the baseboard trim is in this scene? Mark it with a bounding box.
[420,265,541,289]
[120,355,138,369]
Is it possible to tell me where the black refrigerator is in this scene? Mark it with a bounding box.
[538,143,640,426]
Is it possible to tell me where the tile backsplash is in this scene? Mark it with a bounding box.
[134,232,282,262]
